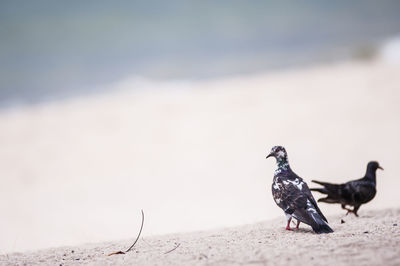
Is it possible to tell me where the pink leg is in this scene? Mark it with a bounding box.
[285,217,293,231]
[296,220,300,229]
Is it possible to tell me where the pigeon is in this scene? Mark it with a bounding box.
[310,161,383,217]
[266,146,333,234]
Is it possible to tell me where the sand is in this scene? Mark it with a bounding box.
[1,208,399,265]
[0,58,400,255]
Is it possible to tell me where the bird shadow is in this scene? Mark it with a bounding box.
[294,228,314,234]
[284,228,314,234]
[340,214,373,219]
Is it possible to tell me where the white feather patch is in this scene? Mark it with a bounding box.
[282,178,304,190]
[306,199,318,214]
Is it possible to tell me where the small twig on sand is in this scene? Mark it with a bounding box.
[125,210,145,253]
[108,210,145,256]
[164,243,181,254]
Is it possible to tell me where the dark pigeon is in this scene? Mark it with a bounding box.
[266,146,333,234]
[311,161,383,217]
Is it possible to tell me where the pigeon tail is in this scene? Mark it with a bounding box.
[305,207,334,234]
[293,200,334,234]
[311,218,334,234]
[310,187,328,194]
[311,180,344,202]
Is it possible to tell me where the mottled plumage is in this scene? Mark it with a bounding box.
[311,161,383,217]
[266,146,333,234]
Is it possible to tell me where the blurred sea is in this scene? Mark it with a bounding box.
[1,0,400,106]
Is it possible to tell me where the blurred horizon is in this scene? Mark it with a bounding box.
[1,0,400,106]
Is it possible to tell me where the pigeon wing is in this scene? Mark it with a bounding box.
[302,182,329,222]
[272,176,304,212]
[350,181,376,204]
[340,180,367,204]
[277,180,319,226]
[291,172,329,222]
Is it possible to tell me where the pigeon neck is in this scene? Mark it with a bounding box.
[276,157,290,171]
[365,167,377,183]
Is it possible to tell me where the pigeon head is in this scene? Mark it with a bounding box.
[367,161,384,172]
[266,146,288,163]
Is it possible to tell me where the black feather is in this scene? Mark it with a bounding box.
[311,221,335,234]
[310,161,382,216]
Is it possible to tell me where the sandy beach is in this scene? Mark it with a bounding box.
[1,208,399,265]
[0,59,400,260]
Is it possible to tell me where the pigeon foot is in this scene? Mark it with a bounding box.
[345,210,359,217]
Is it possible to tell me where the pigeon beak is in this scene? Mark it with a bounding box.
[378,166,384,170]
[266,153,273,159]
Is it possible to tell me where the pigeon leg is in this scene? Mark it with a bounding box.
[296,220,301,229]
[342,204,354,212]
[345,208,360,217]
[342,204,356,215]
[345,209,355,216]
[285,217,293,231]
[353,205,360,217]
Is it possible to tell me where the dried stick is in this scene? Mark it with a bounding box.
[108,209,145,256]
[164,243,181,254]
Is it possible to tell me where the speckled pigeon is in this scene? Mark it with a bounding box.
[266,146,333,234]
[311,161,383,217]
